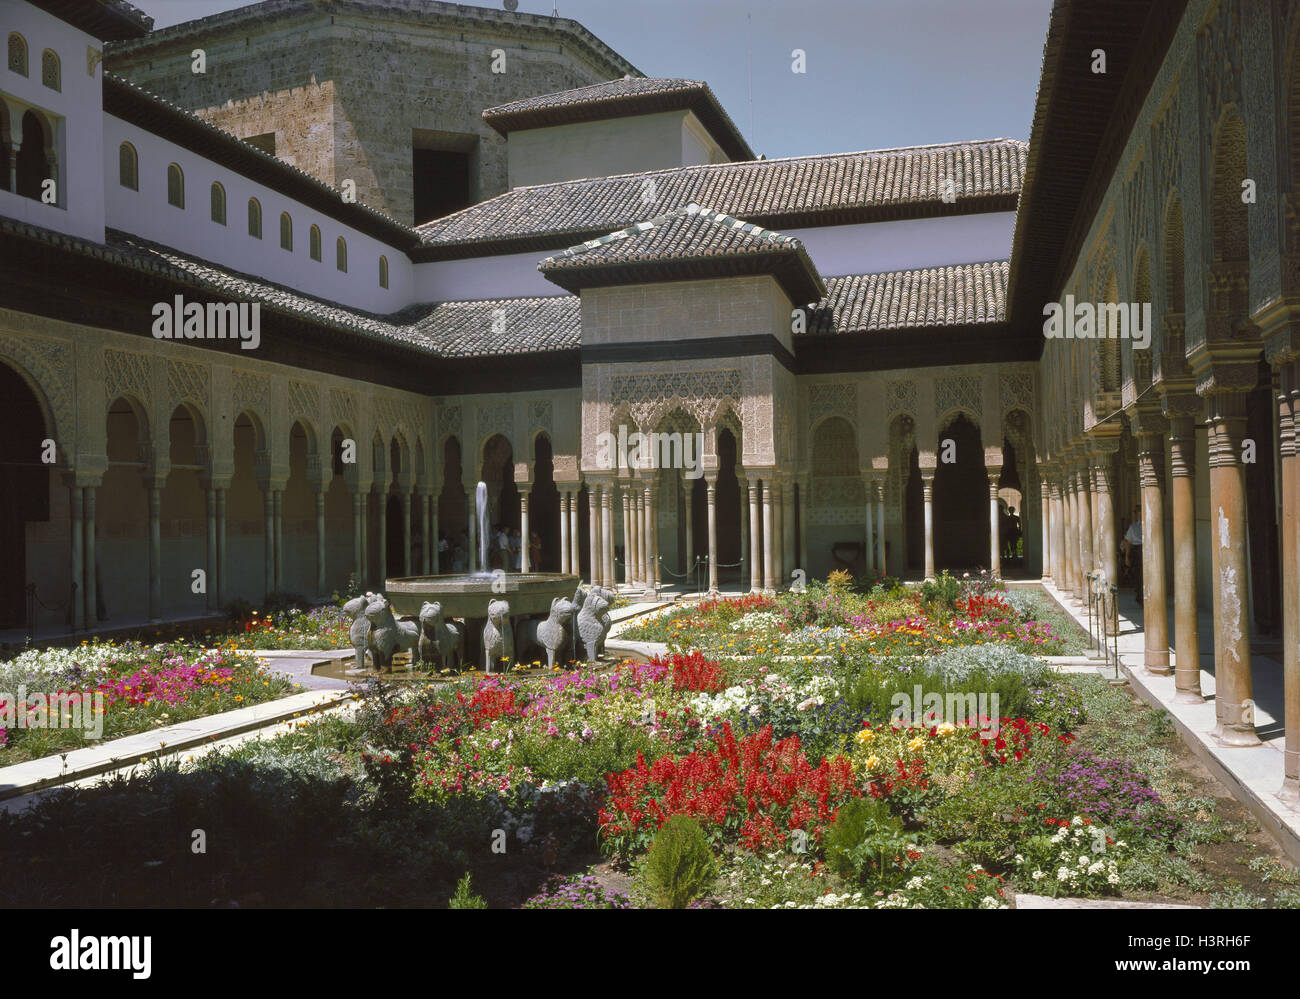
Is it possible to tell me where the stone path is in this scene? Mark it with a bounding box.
[1015,893,1197,909]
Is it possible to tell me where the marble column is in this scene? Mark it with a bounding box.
[1040,479,1051,582]
[273,489,284,593]
[84,485,99,624]
[1077,466,1094,602]
[588,486,601,585]
[559,491,570,574]
[351,490,364,588]
[204,486,217,612]
[315,490,326,596]
[921,473,935,580]
[1093,453,1117,588]
[601,484,615,587]
[69,484,84,631]
[422,492,431,574]
[771,476,784,586]
[988,471,1001,578]
[706,475,719,593]
[875,479,886,577]
[1163,418,1205,683]
[262,489,275,600]
[1205,391,1259,746]
[738,476,749,581]
[1138,426,1170,674]
[377,491,387,586]
[863,476,876,573]
[215,487,227,609]
[400,490,412,577]
[684,478,695,575]
[621,485,633,585]
[780,478,790,582]
[799,475,811,574]
[1050,480,1065,592]
[520,488,531,573]
[636,486,647,585]
[648,482,659,587]
[1279,364,1300,804]
[1065,472,1080,600]
[761,479,775,593]
[569,489,580,578]
[748,479,761,593]
[358,492,369,586]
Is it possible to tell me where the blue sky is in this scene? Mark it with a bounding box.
[142,0,1054,159]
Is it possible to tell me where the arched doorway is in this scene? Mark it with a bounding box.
[933,413,988,570]
[531,434,560,571]
[481,434,516,570]
[0,362,51,628]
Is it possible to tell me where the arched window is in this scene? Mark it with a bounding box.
[8,33,27,76]
[379,254,388,289]
[247,197,262,238]
[279,211,292,251]
[40,49,58,91]
[166,163,184,208]
[210,181,226,225]
[118,142,138,191]
[309,224,321,261]
[336,236,347,272]
[16,110,50,201]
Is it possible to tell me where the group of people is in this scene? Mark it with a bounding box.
[436,526,541,573]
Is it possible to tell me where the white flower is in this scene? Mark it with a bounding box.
[1031,870,1045,880]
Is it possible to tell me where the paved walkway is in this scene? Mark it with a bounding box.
[1041,578,1300,863]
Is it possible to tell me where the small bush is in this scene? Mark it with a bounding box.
[822,796,913,889]
[638,815,718,909]
[449,872,487,909]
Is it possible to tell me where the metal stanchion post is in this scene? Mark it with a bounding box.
[1110,583,1120,678]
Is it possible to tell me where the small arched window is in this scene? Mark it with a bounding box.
[41,49,59,91]
[167,163,184,208]
[309,224,321,261]
[336,236,347,272]
[379,255,389,289]
[118,142,138,191]
[279,211,293,251]
[247,197,262,238]
[8,33,27,76]
[210,182,226,225]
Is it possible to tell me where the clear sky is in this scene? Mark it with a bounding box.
[140,0,1054,160]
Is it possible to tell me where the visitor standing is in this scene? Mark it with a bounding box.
[1122,506,1143,594]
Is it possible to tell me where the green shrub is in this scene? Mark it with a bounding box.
[919,570,962,612]
[449,872,488,909]
[822,796,912,888]
[638,815,718,909]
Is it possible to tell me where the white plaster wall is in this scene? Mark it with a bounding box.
[506,110,694,189]
[414,248,568,302]
[788,212,1018,278]
[0,3,105,243]
[104,116,412,314]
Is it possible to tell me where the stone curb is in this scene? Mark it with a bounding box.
[1015,893,1197,909]
[0,688,356,802]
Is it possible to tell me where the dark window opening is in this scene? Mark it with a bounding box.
[245,132,276,156]
[413,148,471,224]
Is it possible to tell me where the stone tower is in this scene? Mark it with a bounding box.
[105,0,639,225]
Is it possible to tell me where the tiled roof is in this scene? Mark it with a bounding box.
[483,77,753,160]
[808,261,1009,333]
[415,139,1026,259]
[411,297,580,357]
[539,203,825,302]
[33,0,152,41]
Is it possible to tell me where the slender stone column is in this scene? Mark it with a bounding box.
[315,490,326,596]
[1049,480,1064,587]
[400,491,412,577]
[875,480,886,577]
[559,491,570,573]
[636,486,648,585]
[69,485,84,631]
[988,472,1001,578]
[762,479,775,592]
[358,492,369,586]
[1077,466,1094,600]
[748,479,761,593]
[148,483,163,620]
[1168,413,1202,704]
[588,486,601,585]
[422,492,431,574]
[84,485,99,623]
[621,485,633,585]
[864,476,876,573]
[601,484,615,587]
[922,473,935,580]
[648,482,659,587]
[706,474,719,593]
[261,489,275,600]
[780,478,790,582]
[1279,364,1300,804]
[520,489,531,573]
[351,490,364,587]
[684,479,695,574]
[738,476,749,580]
[1138,426,1170,674]
[203,487,216,612]
[1205,391,1260,746]
[1063,475,1077,598]
[1093,453,1117,589]
[569,489,580,577]
[215,488,227,608]
[377,491,387,585]
[273,489,284,593]
[1040,479,1051,582]
[800,474,812,574]
[771,476,784,585]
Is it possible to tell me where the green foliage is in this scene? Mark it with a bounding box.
[449,872,488,909]
[638,815,718,909]
[919,570,962,612]
[823,795,913,889]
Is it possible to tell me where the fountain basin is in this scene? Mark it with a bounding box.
[384,573,582,620]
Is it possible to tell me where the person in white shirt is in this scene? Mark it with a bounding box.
[1122,506,1142,592]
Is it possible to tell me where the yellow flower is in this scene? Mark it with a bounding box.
[854,729,875,744]
[865,754,881,769]
[935,722,956,737]
[907,736,926,752]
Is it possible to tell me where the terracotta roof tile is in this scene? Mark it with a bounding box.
[809,261,1009,333]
